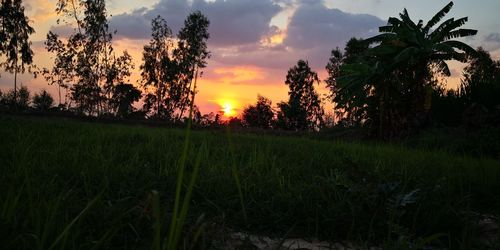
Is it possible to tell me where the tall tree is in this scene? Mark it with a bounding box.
[175,11,210,120]
[45,0,133,116]
[242,95,274,129]
[140,16,178,119]
[0,0,35,110]
[277,60,324,130]
[43,31,74,107]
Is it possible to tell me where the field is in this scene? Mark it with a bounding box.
[1,116,499,249]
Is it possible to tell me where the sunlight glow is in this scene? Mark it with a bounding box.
[218,99,238,118]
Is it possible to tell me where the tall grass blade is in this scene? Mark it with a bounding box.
[48,193,101,250]
[225,127,248,224]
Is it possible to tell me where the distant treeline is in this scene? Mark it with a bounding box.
[1,1,499,138]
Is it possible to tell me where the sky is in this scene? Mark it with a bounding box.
[2,0,500,116]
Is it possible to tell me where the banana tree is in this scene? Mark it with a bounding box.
[340,1,477,138]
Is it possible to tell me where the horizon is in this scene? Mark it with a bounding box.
[1,0,500,117]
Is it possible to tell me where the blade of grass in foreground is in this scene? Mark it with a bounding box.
[168,142,206,250]
[48,193,102,250]
[226,126,248,225]
[163,99,205,250]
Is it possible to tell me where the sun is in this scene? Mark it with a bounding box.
[218,99,238,118]
[222,102,235,117]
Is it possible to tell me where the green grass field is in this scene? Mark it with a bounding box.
[1,116,499,249]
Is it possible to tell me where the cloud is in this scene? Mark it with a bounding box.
[483,33,500,52]
[284,0,384,50]
[110,0,282,46]
[24,0,56,22]
[485,33,500,44]
[212,0,384,71]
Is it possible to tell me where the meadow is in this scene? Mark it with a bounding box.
[1,116,499,249]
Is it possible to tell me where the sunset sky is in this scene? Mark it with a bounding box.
[2,0,500,116]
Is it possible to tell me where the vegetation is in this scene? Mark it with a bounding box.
[242,95,274,129]
[276,60,324,131]
[140,13,210,121]
[33,89,54,111]
[330,2,478,138]
[1,116,499,249]
[0,0,35,109]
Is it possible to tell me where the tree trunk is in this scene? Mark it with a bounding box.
[13,61,17,111]
[58,84,62,107]
[178,65,197,121]
[189,68,199,120]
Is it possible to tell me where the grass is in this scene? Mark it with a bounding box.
[0,115,499,249]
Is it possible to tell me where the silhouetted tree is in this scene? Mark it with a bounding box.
[43,32,72,108]
[46,0,133,116]
[111,83,141,118]
[0,0,35,110]
[337,1,477,138]
[242,95,274,129]
[175,11,210,120]
[33,90,54,111]
[277,60,324,130]
[325,38,370,127]
[431,87,464,126]
[460,47,500,109]
[3,86,30,110]
[141,16,179,119]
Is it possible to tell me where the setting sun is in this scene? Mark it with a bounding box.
[218,99,238,118]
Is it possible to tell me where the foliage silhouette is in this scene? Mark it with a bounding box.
[242,95,274,129]
[33,90,54,112]
[334,1,477,138]
[175,11,210,121]
[44,0,134,116]
[325,38,370,127]
[0,0,35,110]
[111,83,141,118]
[277,60,324,130]
[460,47,500,110]
[140,16,178,119]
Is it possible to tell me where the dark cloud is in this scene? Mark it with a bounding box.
[486,33,500,43]
[110,8,151,40]
[484,33,500,51]
[110,0,282,46]
[284,0,384,50]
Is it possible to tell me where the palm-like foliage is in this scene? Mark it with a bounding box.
[367,1,477,77]
[337,1,477,138]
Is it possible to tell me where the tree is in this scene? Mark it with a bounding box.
[111,83,141,118]
[43,31,73,108]
[45,0,134,116]
[337,1,477,137]
[460,47,500,109]
[325,38,370,127]
[3,86,30,110]
[277,60,324,130]
[0,0,35,110]
[140,16,178,119]
[33,90,54,111]
[175,11,210,120]
[242,95,274,129]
